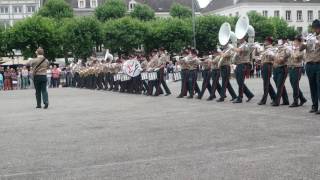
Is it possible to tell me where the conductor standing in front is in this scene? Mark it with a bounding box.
[29,47,50,109]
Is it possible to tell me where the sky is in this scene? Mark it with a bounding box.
[198,0,211,8]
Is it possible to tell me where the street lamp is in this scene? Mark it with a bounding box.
[191,0,196,49]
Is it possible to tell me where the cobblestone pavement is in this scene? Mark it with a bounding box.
[0,77,319,180]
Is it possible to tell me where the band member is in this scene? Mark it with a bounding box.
[198,54,212,100]
[304,19,320,114]
[288,35,307,107]
[113,58,122,92]
[258,37,276,105]
[208,51,223,101]
[147,50,159,96]
[186,49,201,99]
[155,48,171,96]
[271,39,290,106]
[131,55,142,94]
[232,38,254,103]
[216,47,237,102]
[139,55,149,94]
[177,50,190,98]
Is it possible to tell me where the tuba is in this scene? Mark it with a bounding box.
[217,22,237,68]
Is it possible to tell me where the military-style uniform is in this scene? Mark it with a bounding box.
[304,33,320,113]
[288,45,307,107]
[155,53,171,96]
[233,42,254,103]
[218,48,237,102]
[186,56,201,98]
[272,45,290,106]
[113,62,122,91]
[198,57,212,99]
[140,59,149,93]
[258,45,276,105]
[177,55,189,98]
[208,55,224,101]
[147,55,158,96]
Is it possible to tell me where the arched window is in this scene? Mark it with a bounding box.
[78,0,85,8]
[90,0,98,8]
[128,0,137,11]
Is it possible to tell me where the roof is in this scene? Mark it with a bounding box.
[63,0,200,12]
[202,0,320,13]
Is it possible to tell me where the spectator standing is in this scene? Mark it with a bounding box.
[0,72,3,90]
[4,69,11,90]
[11,68,18,90]
[66,65,73,87]
[52,65,60,88]
[29,67,34,89]
[46,66,52,88]
[21,66,29,89]
[17,68,22,89]
[60,68,66,87]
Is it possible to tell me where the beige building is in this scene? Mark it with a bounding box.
[0,0,42,28]
[202,0,320,32]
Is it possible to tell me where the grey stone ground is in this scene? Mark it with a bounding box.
[0,77,319,180]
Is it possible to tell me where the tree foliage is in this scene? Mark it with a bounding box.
[37,0,73,19]
[95,0,127,22]
[103,17,147,55]
[6,16,59,60]
[144,18,192,54]
[130,4,155,21]
[169,3,192,19]
[196,15,236,55]
[60,17,102,60]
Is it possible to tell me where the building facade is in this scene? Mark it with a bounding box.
[0,0,41,28]
[64,0,200,17]
[203,0,320,32]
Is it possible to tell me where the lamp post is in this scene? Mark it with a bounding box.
[191,0,196,49]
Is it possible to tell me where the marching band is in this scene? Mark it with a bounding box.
[69,18,320,115]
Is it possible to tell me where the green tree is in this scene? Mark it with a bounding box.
[196,15,236,55]
[61,17,102,61]
[144,18,192,54]
[103,17,147,55]
[270,17,298,40]
[95,0,127,22]
[247,11,275,42]
[7,16,59,60]
[37,0,73,19]
[130,4,155,21]
[169,3,192,19]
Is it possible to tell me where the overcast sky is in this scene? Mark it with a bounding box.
[198,0,211,8]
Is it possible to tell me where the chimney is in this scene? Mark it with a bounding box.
[233,0,239,5]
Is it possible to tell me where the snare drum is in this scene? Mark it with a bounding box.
[141,72,148,80]
[114,73,121,81]
[148,72,158,81]
[121,74,131,81]
[173,72,181,81]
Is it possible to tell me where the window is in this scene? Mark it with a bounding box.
[13,6,22,13]
[0,6,9,14]
[296,10,302,21]
[262,10,268,17]
[286,10,291,21]
[90,0,97,8]
[26,6,35,13]
[78,0,85,8]
[128,0,136,11]
[318,10,320,19]
[297,27,303,33]
[229,13,232,16]
[274,10,280,17]
[308,10,313,21]
[235,12,239,16]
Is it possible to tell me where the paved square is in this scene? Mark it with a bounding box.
[0,77,319,180]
